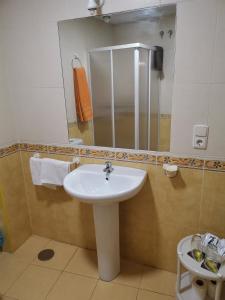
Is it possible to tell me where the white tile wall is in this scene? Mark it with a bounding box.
[0,0,225,157]
[174,0,217,84]
[212,0,225,83]
[171,0,225,157]
[171,83,210,155]
[11,87,68,145]
[207,84,225,158]
[3,23,63,89]
[0,0,166,145]
[0,12,16,146]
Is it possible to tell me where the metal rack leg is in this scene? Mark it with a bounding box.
[215,281,222,300]
[176,257,181,293]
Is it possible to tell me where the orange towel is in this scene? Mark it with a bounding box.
[73,67,93,122]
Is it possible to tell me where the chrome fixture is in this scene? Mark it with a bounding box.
[168,29,173,38]
[87,0,105,15]
[160,30,164,39]
[103,161,113,180]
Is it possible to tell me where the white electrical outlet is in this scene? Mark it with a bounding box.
[193,124,209,150]
[193,136,208,149]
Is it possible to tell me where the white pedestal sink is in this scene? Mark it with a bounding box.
[63,164,147,281]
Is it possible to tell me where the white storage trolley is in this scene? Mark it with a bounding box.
[177,236,225,300]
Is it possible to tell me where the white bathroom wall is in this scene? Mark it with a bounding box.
[112,15,175,114]
[0,0,165,145]
[0,0,70,144]
[58,18,113,123]
[170,0,225,158]
[0,4,16,147]
[1,0,225,158]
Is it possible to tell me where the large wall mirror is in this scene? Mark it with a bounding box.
[58,5,176,151]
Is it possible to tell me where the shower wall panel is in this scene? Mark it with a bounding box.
[89,51,112,147]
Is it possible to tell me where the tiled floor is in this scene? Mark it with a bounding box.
[0,235,176,300]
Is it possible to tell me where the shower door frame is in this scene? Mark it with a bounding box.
[88,43,152,150]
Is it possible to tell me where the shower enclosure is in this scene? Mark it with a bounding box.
[89,43,160,151]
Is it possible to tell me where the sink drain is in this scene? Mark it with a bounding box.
[38,249,55,261]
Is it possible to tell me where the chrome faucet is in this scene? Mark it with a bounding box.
[103,161,114,181]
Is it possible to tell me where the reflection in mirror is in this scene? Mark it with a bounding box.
[58,5,176,151]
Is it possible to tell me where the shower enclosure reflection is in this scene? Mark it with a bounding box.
[89,43,160,150]
[58,5,176,151]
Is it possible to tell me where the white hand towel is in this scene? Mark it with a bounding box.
[30,157,42,185]
[40,158,70,186]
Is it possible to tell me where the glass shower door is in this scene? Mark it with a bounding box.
[113,48,135,149]
[149,50,160,151]
[89,51,112,147]
[139,48,149,150]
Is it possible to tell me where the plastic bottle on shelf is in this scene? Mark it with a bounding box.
[0,209,4,251]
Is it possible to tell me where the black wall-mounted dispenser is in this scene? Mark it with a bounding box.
[153,46,163,71]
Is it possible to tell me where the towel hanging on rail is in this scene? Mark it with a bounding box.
[72,55,82,68]
[73,67,93,122]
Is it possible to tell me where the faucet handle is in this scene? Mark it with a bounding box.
[105,161,112,168]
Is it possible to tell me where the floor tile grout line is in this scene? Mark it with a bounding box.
[141,287,175,298]
[2,236,178,299]
[139,266,146,290]
[3,236,52,296]
[110,280,141,290]
[89,278,100,300]
[30,261,65,272]
[3,261,31,297]
[136,288,141,300]
[63,269,99,281]
[44,270,64,300]
[62,246,80,272]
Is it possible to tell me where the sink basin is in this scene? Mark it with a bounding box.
[63,164,147,204]
[63,163,147,282]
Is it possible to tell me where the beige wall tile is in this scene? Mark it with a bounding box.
[141,267,176,296]
[20,152,96,250]
[19,153,205,273]
[153,222,196,273]
[159,116,171,152]
[112,260,144,288]
[0,153,31,251]
[200,170,225,236]
[120,164,201,271]
[147,166,203,229]
[68,121,94,145]
[2,149,225,276]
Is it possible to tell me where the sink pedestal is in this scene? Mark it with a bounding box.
[64,164,147,282]
[93,203,120,281]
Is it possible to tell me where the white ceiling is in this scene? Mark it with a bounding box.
[96,5,176,25]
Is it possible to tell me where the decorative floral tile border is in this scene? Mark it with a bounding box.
[204,160,225,171]
[0,143,224,172]
[19,143,48,153]
[0,144,19,158]
[157,156,205,169]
